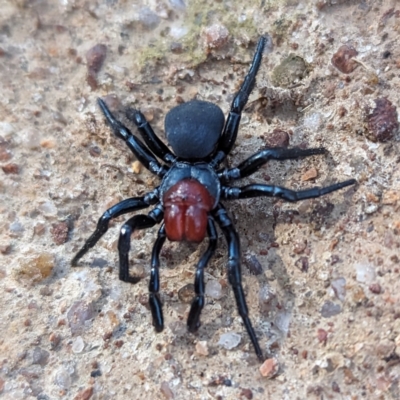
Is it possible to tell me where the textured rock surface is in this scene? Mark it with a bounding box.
[0,1,400,399]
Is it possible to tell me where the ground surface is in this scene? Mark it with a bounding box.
[1,0,400,399]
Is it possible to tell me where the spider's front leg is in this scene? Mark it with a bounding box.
[98,98,168,177]
[211,36,266,166]
[218,147,327,182]
[71,192,158,266]
[221,179,356,202]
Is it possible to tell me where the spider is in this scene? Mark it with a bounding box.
[72,36,356,360]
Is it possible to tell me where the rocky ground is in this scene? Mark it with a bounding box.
[0,0,400,399]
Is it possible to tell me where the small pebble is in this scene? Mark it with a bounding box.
[33,221,46,236]
[331,277,346,302]
[317,328,328,344]
[369,283,382,294]
[67,301,96,335]
[55,368,72,389]
[178,283,195,303]
[244,254,263,275]
[160,381,174,399]
[89,145,101,157]
[265,128,290,148]
[355,262,376,283]
[90,369,102,378]
[15,252,54,283]
[9,221,24,237]
[131,161,142,174]
[376,339,395,359]
[21,129,41,149]
[240,388,253,399]
[39,286,53,296]
[259,358,279,378]
[138,7,160,30]
[331,45,359,74]
[366,98,399,142]
[51,222,69,245]
[169,0,186,11]
[19,365,42,380]
[303,112,322,130]
[72,336,85,353]
[259,285,276,314]
[49,333,61,349]
[301,167,318,181]
[86,44,107,89]
[0,122,15,138]
[205,280,222,299]
[195,341,209,356]
[170,42,183,54]
[73,386,93,400]
[293,238,307,254]
[40,138,56,149]
[332,381,341,393]
[218,332,241,350]
[86,44,107,73]
[32,347,50,366]
[0,148,12,162]
[38,200,57,216]
[2,163,19,174]
[203,24,229,50]
[295,256,309,272]
[320,301,342,318]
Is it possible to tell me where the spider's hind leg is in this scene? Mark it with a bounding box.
[187,216,218,333]
[148,223,167,332]
[213,204,263,361]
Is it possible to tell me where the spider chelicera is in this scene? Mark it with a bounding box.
[72,37,356,360]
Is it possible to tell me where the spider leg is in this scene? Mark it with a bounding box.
[211,36,266,167]
[126,108,175,164]
[148,223,167,332]
[71,192,158,266]
[213,204,263,361]
[221,179,356,202]
[187,216,218,333]
[118,205,164,284]
[218,147,327,182]
[98,98,168,177]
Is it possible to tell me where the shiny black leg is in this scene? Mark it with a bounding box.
[213,204,263,360]
[211,36,266,167]
[118,206,164,284]
[148,223,167,332]
[98,98,168,177]
[221,179,356,202]
[126,108,175,164]
[187,217,218,332]
[218,147,327,182]
[71,193,158,266]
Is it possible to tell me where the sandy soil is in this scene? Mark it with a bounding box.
[1,0,400,399]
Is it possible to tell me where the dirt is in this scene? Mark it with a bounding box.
[0,0,400,399]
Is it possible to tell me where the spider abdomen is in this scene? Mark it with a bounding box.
[163,179,214,242]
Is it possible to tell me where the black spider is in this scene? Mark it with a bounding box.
[72,37,356,360]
